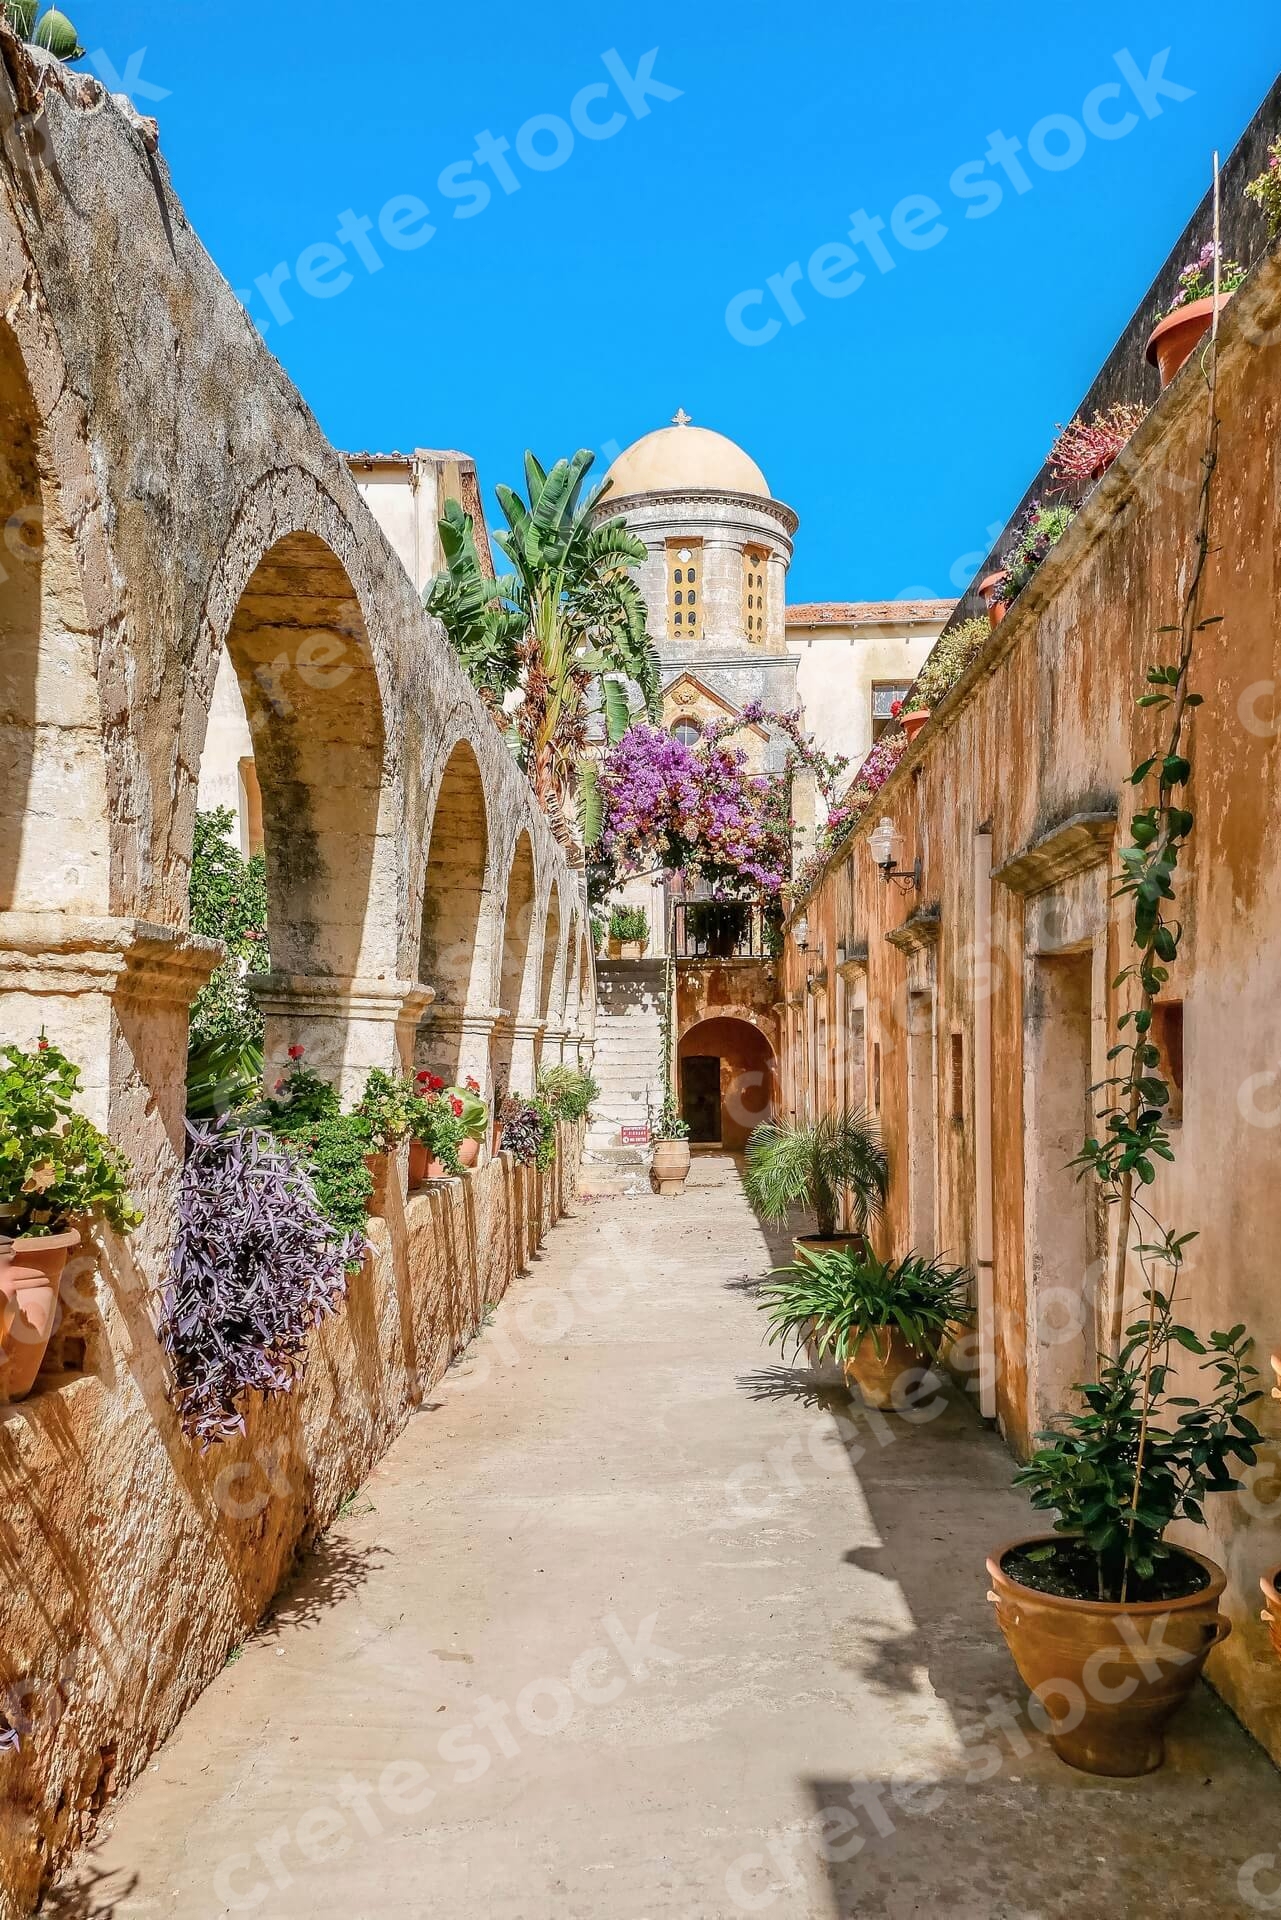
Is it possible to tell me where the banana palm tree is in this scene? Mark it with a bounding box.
[424,450,661,831]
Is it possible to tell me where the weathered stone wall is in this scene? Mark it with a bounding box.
[0,1124,584,1918]
[779,239,1281,1763]
[676,961,779,1148]
[0,34,595,1913]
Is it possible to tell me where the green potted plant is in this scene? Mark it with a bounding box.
[649,1092,691,1195]
[537,1065,600,1124]
[890,698,929,745]
[742,1110,887,1257]
[1245,134,1281,240]
[606,904,649,960]
[990,1297,1258,1775]
[758,1245,971,1407]
[0,1037,141,1401]
[407,1071,466,1185]
[1145,241,1246,388]
[993,502,1076,611]
[247,1052,375,1231]
[445,1077,488,1168]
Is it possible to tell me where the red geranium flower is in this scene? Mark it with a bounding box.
[465,1076,480,1094]
[450,1096,464,1118]
[428,1074,445,1093]
[288,1044,305,1061]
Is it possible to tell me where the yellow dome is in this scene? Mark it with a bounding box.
[603,416,769,499]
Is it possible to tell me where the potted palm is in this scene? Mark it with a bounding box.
[758,1245,971,1407]
[649,1093,691,1195]
[742,1110,887,1258]
[0,1037,141,1401]
[606,905,650,960]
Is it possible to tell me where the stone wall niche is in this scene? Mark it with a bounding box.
[416,739,498,1091]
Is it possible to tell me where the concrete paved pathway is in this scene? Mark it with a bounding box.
[64,1158,1277,1919]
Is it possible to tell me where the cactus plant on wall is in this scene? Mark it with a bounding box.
[3,3,85,59]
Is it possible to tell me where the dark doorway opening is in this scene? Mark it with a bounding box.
[682,1056,722,1143]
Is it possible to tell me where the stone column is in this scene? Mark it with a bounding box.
[418,1004,503,1099]
[249,972,434,1103]
[505,1018,546,1094]
[541,1026,569,1071]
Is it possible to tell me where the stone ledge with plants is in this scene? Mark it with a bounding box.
[0,1038,142,1404]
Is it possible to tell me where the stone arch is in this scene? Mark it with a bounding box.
[0,316,109,914]
[206,529,389,980]
[417,737,495,1079]
[563,911,582,1039]
[678,1014,777,1151]
[538,882,564,1022]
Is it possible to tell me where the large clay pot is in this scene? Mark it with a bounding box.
[792,1232,868,1263]
[986,1534,1229,1776]
[900,709,929,744]
[0,1229,78,1401]
[651,1139,691,1195]
[842,1326,932,1409]
[1145,294,1232,389]
[459,1137,481,1170]
[979,572,1008,628]
[1261,1567,1281,1661]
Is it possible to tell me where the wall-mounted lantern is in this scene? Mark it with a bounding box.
[868,815,921,894]
[794,913,809,950]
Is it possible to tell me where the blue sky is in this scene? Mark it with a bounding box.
[73,3,1277,603]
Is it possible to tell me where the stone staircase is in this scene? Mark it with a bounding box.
[586,959,668,1164]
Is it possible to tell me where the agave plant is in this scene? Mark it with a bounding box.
[4,3,84,59]
[758,1245,972,1365]
[742,1111,887,1242]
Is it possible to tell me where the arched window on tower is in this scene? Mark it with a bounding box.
[667,540,702,643]
[743,547,767,642]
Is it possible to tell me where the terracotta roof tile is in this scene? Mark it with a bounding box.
[785,600,955,627]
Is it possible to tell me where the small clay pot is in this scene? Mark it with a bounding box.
[459,1137,481,1170]
[407,1139,430,1190]
[900,709,929,744]
[1146,293,1232,389]
[650,1139,691,1195]
[979,572,1008,627]
[842,1326,932,1409]
[987,1534,1229,1776]
[1261,1566,1281,1661]
[0,1229,78,1401]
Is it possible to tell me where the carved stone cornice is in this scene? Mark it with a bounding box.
[885,906,942,956]
[994,810,1117,897]
[836,943,869,980]
[249,974,436,1022]
[0,915,222,1006]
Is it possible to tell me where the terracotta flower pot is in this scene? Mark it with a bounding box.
[459,1137,481,1169]
[407,1139,430,1190]
[986,1534,1229,1776]
[0,1229,78,1401]
[1146,293,1232,390]
[900,709,929,744]
[1261,1567,1281,1661]
[979,572,1008,627]
[650,1139,691,1195]
[842,1326,932,1409]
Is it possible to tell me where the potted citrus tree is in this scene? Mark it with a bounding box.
[758,1245,971,1407]
[743,1110,887,1257]
[649,1093,691,1195]
[0,1037,141,1401]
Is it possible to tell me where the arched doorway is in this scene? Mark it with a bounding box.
[678,1017,776,1151]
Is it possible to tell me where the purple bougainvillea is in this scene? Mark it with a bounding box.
[597,724,789,893]
[159,1121,363,1448]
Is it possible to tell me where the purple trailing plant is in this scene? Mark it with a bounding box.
[159,1120,364,1449]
